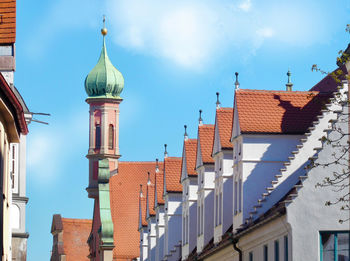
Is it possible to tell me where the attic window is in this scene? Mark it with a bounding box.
[95,125,101,149]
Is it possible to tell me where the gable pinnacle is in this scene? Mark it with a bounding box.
[164,144,168,158]
[216,92,221,109]
[235,72,240,90]
[199,109,203,126]
[101,15,107,36]
[147,172,151,186]
[139,184,144,198]
[155,158,159,173]
[286,69,293,91]
[184,125,188,141]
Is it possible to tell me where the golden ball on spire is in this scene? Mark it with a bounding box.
[101,27,108,36]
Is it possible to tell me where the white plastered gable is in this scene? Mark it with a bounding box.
[181,143,188,183]
[196,133,203,169]
[212,112,221,156]
[231,97,240,141]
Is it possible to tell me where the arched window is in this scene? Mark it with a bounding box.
[108,124,114,150]
[95,124,101,149]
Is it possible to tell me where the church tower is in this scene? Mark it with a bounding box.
[85,19,124,199]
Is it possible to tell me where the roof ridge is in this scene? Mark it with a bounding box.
[237,88,325,94]
[61,218,92,223]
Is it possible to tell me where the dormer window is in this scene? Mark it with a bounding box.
[108,124,114,149]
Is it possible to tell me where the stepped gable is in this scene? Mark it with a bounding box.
[184,139,197,176]
[198,125,215,164]
[0,0,16,43]
[216,108,233,149]
[155,165,165,205]
[164,157,182,193]
[110,161,157,260]
[236,89,332,134]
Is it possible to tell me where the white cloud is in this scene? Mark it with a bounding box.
[105,0,332,70]
[239,0,252,12]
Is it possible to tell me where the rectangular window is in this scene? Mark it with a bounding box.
[274,240,279,261]
[320,231,350,261]
[249,251,253,261]
[264,245,268,261]
[219,191,222,225]
[10,143,18,194]
[197,205,200,236]
[284,236,288,261]
[215,193,218,226]
[201,202,204,235]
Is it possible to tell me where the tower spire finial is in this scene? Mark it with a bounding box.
[164,144,168,158]
[286,69,293,91]
[216,92,221,109]
[199,109,203,126]
[184,125,188,140]
[101,15,107,36]
[235,72,240,90]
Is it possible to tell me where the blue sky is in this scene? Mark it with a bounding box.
[15,0,349,260]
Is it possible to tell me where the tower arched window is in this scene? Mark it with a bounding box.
[108,124,114,150]
[95,124,101,149]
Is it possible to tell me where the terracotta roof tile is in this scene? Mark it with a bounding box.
[164,157,182,193]
[236,89,331,134]
[198,125,215,164]
[216,108,233,149]
[110,161,158,260]
[0,0,16,43]
[184,139,197,176]
[61,218,92,261]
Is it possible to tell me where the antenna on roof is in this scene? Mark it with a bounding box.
[155,158,159,173]
[199,109,203,126]
[235,72,240,90]
[140,184,144,198]
[286,69,293,91]
[216,92,221,109]
[147,172,151,186]
[184,125,188,141]
[164,144,168,158]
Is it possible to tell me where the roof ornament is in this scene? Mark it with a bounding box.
[286,69,293,91]
[164,144,168,158]
[234,72,240,90]
[139,184,144,198]
[184,125,188,141]
[216,92,221,109]
[155,158,159,173]
[199,109,203,126]
[101,15,107,36]
[147,172,151,186]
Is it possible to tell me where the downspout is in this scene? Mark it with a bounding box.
[229,233,242,261]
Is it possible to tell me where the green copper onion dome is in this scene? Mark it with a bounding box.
[85,27,124,99]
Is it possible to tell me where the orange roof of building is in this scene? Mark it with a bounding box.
[235,89,331,134]
[216,108,233,149]
[0,0,16,43]
[164,157,182,193]
[146,170,156,217]
[61,218,92,261]
[110,161,158,260]
[184,139,197,176]
[198,125,215,164]
[155,168,165,205]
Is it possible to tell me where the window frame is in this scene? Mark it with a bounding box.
[320,231,350,261]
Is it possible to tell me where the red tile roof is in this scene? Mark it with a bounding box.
[198,125,215,164]
[110,161,157,260]
[183,139,197,176]
[155,168,165,205]
[235,89,331,134]
[216,108,233,149]
[61,218,92,261]
[147,171,156,217]
[164,157,182,193]
[0,0,16,43]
